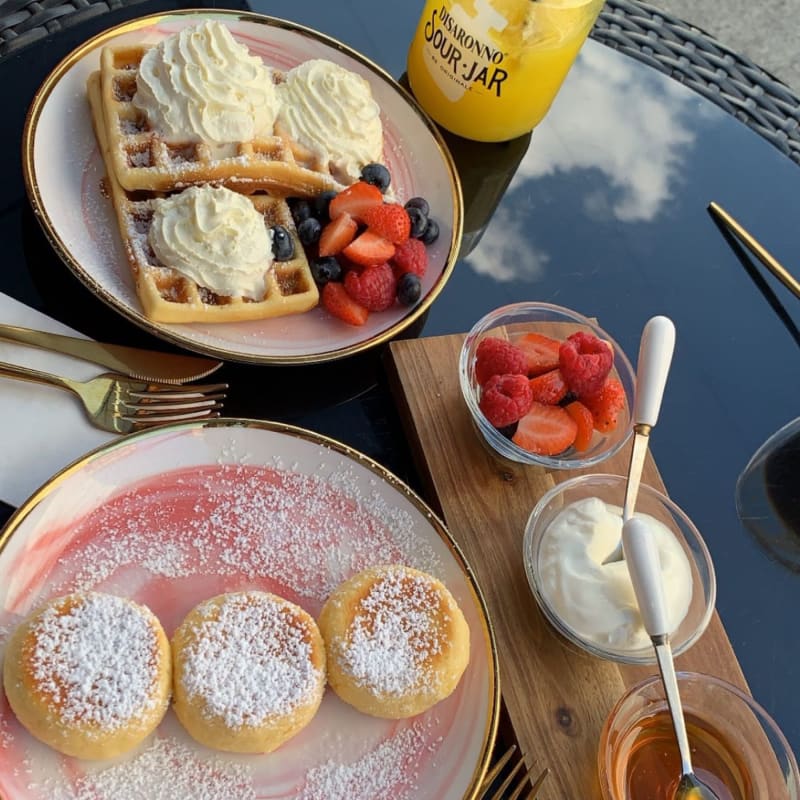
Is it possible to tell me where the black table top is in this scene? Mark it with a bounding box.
[1,0,800,764]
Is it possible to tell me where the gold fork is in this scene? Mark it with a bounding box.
[480,745,550,800]
[0,361,227,434]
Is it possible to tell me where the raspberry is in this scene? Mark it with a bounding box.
[391,238,428,278]
[475,337,528,386]
[558,332,613,396]
[343,262,396,312]
[479,373,533,428]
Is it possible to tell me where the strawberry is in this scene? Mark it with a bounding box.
[344,263,396,312]
[391,238,428,279]
[515,332,561,376]
[528,369,568,405]
[362,203,411,244]
[564,400,594,452]
[328,181,383,222]
[475,337,528,386]
[321,281,369,326]
[343,230,396,267]
[479,373,533,428]
[582,377,626,432]
[512,402,578,456]
[319,212,358,256]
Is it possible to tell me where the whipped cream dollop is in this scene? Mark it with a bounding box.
[275,59,383,183]
[537,497,693,652]
[149,185,272,299]
[134,21,279,147]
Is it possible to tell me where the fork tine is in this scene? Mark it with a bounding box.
[507,764,548,800]
[480,745,517,792]
[488,754,526,800]
[526,767,550,799]
[122,407,224,426]
[123,395,226,412]
[129,382,229,398]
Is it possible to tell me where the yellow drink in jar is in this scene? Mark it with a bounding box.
[407,0,604,141]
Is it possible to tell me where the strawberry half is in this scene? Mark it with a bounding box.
[583,377,626,432]
[328,181,383,222]
[362,203,411,244]
[319,213,358,256]
[564,400,595,451]
[528,369,568,405]
[343,230,396,267]
[512,402,578,456]
[515,332,561,377]
[321,281,369,326]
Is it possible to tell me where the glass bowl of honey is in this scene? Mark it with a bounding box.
[598,672,800,799]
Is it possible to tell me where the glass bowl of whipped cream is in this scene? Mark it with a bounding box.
[523,474,716,664]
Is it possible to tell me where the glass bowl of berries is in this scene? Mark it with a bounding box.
[458,302,636,469]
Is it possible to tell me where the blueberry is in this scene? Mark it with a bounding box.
[407,206,428,239]
[311,256,342,285]
[420,217,440,245]
[404,196,430,217]
[297,217,322,246]
[559,391,579,407]
[360,162,391,192]
[497,422,518,439]
[396,272,422,306]
[289,198,312,225]
[271,225,295,261]
[314,190,337,222]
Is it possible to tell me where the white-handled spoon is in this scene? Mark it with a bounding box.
[603,315,676,564]
[622,517,719,800]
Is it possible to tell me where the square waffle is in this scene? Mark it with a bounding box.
[97,44,342,197]
[88,71,319,325]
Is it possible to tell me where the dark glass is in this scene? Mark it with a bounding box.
[0,0,799,760]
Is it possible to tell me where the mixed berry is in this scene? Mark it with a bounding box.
[289,163,439,326]
[474,330,626,456]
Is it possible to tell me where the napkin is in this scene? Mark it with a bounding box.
[0,293,115,508]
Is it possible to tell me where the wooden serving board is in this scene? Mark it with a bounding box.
[385,332,748,800]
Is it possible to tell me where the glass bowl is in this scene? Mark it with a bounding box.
[522,474,716,664]
[598,672,800,799]
[458,302,635,469]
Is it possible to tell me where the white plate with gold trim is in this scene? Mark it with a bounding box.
[0,419,497,799]
[22,10,462,365]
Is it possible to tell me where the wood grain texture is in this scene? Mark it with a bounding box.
[385,332,747,800]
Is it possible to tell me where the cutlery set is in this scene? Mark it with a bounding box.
[0,323,227,433]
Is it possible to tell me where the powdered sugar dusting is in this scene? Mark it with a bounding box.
[299,721,432,799]
[31,736,255,799]
[53,461,443,602]
[28,593,162,731]
[179,593,320,728]
[339,571,444,696]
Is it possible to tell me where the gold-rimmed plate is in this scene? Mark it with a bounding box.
[0,419,497,799]
[22,10,463,364]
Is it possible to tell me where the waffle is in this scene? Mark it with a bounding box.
[97,44,342,197]
[88,72,319,325]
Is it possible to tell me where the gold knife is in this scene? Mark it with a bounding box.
[708,202,800,300]
[0,324,223,385]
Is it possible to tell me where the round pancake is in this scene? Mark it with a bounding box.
[318,565,470,719]
[171,591,326,753]
[2,592,171,759]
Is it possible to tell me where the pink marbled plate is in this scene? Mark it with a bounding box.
[0,420,497,800]
[23,10,462,365]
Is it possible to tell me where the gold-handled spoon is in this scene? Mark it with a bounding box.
[623,517,720,800]
[603,315,676,564]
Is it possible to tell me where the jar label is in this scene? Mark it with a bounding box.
[421,1,510,101]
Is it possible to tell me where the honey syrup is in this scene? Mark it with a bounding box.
[613,710,752,800]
